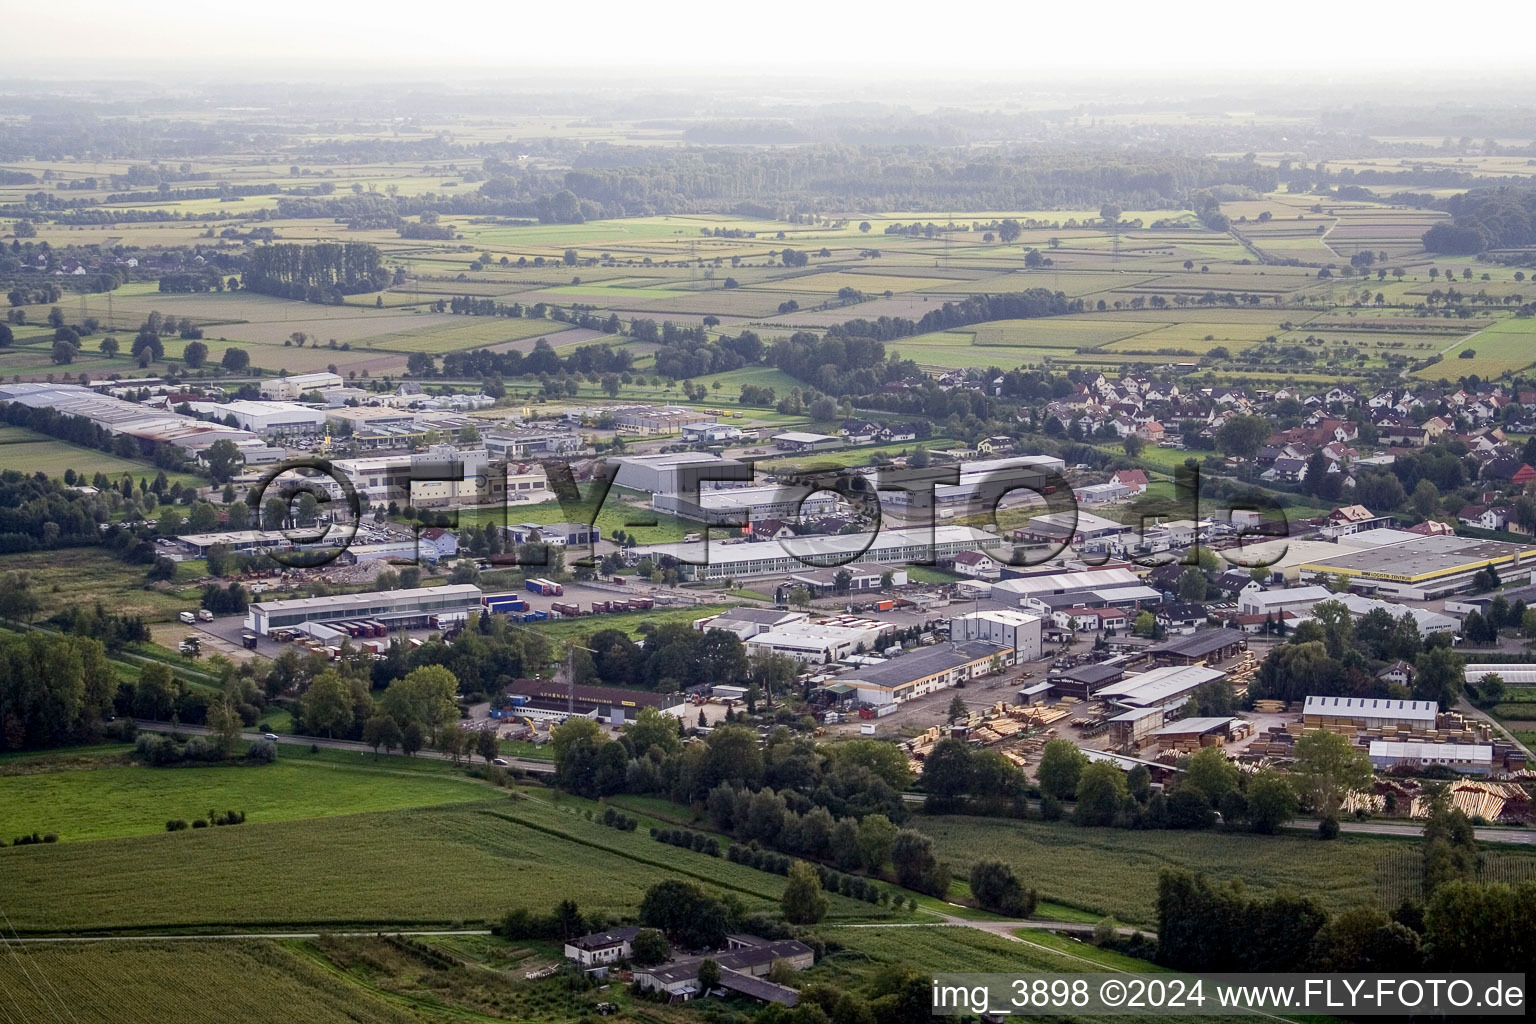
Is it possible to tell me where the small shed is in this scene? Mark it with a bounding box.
[1107,706,1162,749]
[1016,681,1055,706]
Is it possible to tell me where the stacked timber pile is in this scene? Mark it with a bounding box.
[1252,699,1286,714]
[1409,781,1530,821]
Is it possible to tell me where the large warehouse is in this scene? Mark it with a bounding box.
[1302,695,1439,730]
[245,584,484,634]
[653,483,847,524]
[948,609,1043,660]
[1097,665,1227,711]
[612,452,745,494]
[189,400,326,437]
[1297,535,1535,600]
[840,640,1011,705]
[633,525,1004,581]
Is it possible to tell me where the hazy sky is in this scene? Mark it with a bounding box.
[6,0,1532,78]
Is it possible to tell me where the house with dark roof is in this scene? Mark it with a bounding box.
[1482,457,1536,485]
[564,927,642,967]
[631,938,813,1004]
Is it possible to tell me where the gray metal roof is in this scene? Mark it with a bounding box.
[843,641,1005,686]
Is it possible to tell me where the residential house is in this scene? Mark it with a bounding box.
[839,420,880,444]
[1109,469,1149,495]
[564,927,642,967]
[1481,457,1536,486]
[950,550,1003,581]
[748,518,796,541]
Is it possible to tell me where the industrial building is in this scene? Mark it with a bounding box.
[189,400,326,437]
[771,431,841,452]
[244,584,484,634]
[1146,628,1247,666]
[175,528,325,558]
[503,680,688,726]
[840,640,1011,705]
[612,452,745,495]
[1368,740,1493,775]
[743,618,891,664]
[259,372,344,401]
[1297,535,1536,600]
[322,448,545,508]
[774,563,905,601]
[633,525,1004,582]
[1293,592,1458,635]
[879,455,1067,517]
[990,567,1140,603]
[948,609,1043,660]
[1048,661,1127,699]
[482,430,583,459]
[1013,510,1132,552]
[0,382,256,455]
[1302,696,1439,730]
[612,405,716,435]
[503,522,600,547]
[653,483,846,525]
[1237,586,1335,617]
[695,608,807,639]
[1097,665,1227,711]
[1107,706,1163,748]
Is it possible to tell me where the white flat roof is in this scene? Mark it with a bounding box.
[773,431,838,443]
[992,568,1139,598]
[1028,510,1127,534]
[251,584,483,614]
[1303,695,1437,722]
[636,525,1002,566]
[1099,665,1225,706]
[952,609,1042,625]
[1244,586,1334,607]
[1369,740,1491,760]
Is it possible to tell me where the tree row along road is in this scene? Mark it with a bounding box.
[137,722,1536,842]
[896,793,1536,845]
[130,719,555,774]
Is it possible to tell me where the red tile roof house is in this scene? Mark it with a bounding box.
[1109,469,1149,494]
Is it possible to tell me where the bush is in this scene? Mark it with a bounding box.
[1318,815,1340,840]
[192,819,208,829]
[246,739,277,763]
[166,819,188,831]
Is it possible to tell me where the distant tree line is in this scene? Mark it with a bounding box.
[241,242,389,302]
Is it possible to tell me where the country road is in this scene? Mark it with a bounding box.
[901,792,1536,845]
[131,719,555,774]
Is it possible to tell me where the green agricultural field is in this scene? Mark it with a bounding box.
[0,756,492,842]
[448,488,694,548]
[367,316,575,354]
[0,941,418,1024]
[970,318,1155,349]
[775,272,961,294]
[0,426,204,488]
[1,795,887,933]
[527,604,735,644]
[813,925,1094,979]
[0,548,199,622]
[916,815,1473,924]
[1418,317,1536,378]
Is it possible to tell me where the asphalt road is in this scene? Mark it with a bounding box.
[130,719,555,774]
